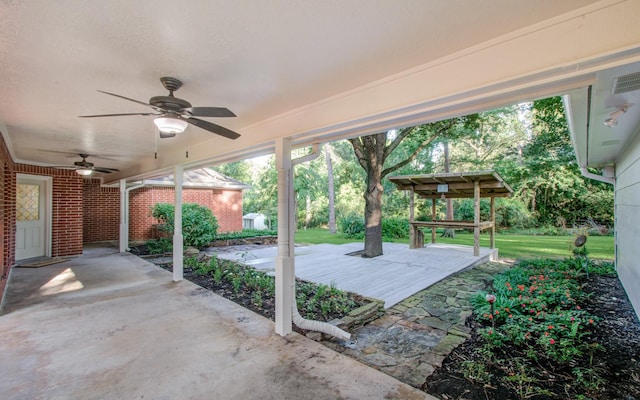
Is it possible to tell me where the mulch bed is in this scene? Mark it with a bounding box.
[150,258,368,326]
[425,274,640,399]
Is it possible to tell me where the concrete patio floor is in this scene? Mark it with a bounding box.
[212,242,496,308]
[0,244,433,400]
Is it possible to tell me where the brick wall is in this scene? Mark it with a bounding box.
[16,164,84,257]
[82,179,119,243]
[128,186,243,240]
[0,135,84,303]
[0,134,16,301]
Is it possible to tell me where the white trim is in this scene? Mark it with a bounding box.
[172,165,184,282]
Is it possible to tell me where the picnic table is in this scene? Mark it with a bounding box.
[388,171,513,256]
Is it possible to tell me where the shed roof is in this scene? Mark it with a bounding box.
[145,168,251,190]
[388,170,513,199]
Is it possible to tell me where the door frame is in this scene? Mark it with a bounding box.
[16,174,52,259]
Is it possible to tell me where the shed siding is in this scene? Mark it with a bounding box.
[615,129,640,318]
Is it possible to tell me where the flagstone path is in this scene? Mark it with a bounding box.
[322,260,512,388]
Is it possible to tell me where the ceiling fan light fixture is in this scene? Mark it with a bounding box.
[76,168,93,176]
[154,116,188,134]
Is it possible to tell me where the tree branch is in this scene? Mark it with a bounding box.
[348,137,368,170]
[382,121,455,177]
[383,127,414,159]
[382,134,439,177]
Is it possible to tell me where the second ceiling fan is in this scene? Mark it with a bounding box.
[80,77,240,140]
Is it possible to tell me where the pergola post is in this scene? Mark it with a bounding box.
[409,187,418,248]
[172,165,184,282]
[431,198,436,244]
[275,138,294,336]
[473,179,480,256]
[490,197,496,249]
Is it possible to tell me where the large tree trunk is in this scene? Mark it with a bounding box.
[325,146,336,234]
[363,170,384,257]
[348,124,449,258]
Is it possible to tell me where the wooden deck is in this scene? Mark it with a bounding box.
[215,242,497,308]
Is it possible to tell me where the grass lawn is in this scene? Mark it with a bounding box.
[295,228,614,260]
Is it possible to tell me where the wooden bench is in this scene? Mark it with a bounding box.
[409,220,495,256]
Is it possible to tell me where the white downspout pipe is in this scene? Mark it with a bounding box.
[173,165,184,282]
[275,139,350,340]
[119,180,146,253]
[580,166,615,185]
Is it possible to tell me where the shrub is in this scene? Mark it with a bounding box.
[455,198,535,229]
[151,203,219,248]
[381,218,409,240]
[338,214,365,238]
[468,257,608,396]
[145,237,172,254]
[339,215,410,240]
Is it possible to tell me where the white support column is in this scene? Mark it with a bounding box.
[275,138,294,336]
[173,165,184,282]
[119,179,128,252]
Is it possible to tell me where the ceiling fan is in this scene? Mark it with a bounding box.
[54,154,119,176]
[79,77,240,140]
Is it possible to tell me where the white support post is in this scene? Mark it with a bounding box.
[119,179,128,252]
[173,165,184,282]
[275,138,294,336]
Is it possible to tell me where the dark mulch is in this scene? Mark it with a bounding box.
[152,258,368,325]
[425,274,640,400]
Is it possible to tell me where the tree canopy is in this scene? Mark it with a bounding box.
[213,97,613,244]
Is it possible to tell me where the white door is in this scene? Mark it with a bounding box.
[16,177,48,260]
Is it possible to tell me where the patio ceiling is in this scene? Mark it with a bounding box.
[1,1,640,184]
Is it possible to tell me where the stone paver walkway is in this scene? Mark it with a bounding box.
[323,260,512,389]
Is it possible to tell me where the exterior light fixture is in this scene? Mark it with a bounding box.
[76,168,93,176]
[604,104,631,127]
[154,115,188,135]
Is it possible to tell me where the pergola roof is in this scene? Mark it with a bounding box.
[388,170,513,199]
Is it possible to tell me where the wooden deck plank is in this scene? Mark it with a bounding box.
[216,242,496,308]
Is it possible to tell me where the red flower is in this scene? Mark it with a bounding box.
[485,294,496,304]
[547,325,554,330]
[588,319,594,324]
[549,339,555,345]
[545,332,549,336]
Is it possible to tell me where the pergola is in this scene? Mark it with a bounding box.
[388,171,513,256]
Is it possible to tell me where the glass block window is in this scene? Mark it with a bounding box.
[17,184,40,221]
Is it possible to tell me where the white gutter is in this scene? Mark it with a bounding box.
[275,139,350,340]
[290,143,350,340]
[580,166,615,185]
